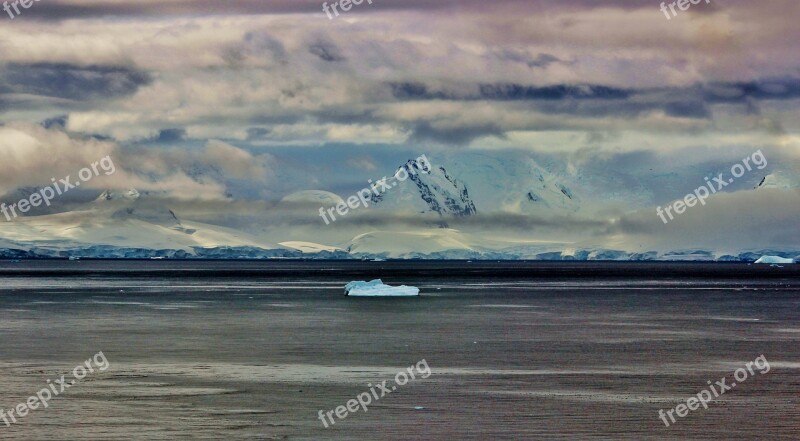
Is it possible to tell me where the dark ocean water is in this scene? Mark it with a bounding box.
[0,260,798,440]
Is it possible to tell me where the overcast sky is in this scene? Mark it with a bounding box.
[0,0,798,251]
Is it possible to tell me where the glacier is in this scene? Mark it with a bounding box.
[754,255,795,264]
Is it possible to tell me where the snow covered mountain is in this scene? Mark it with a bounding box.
[94,189,189,231]
[280,190,344,206]
[347,229,480,257]
[369,152,580,216]
[368,159,477,216]
[0,188,288,257]
[755,172,799,190]
[0,155,796,260]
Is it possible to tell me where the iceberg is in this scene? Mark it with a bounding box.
[754,255,795,264]
[344,279,420,297]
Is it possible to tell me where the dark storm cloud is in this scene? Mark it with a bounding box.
[388,82,631,101]
[41,115,68,129]
[702,78,800,103]
[662,101,712,119]
[222,31,289,67]
[0,63,151,101]
[42,0,743,21]
[389,83,451,100]
[308,40,346,63]
[20,0,639,21]
[408,121,506,145]
[155,128,188,143]
[385,81,712,123]
[385,79,800,122]
[246,127,271,140]
[477,84,631,101]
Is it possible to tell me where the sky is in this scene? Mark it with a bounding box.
[0,0,798,255]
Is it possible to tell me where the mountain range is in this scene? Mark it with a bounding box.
[0,153,797,261]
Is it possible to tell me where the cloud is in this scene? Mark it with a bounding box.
[8,0,616,21]
[0,124,271,202]
[346,156,378,171]
[605,189,800,252]
[202,139,269,181]
[308,39,346,62]
[1,3,797,149]
[0,63,151,101]
[408,121,506,145]
[493,50,562,69]
[0,0,797,254]
[153,128,188,143]
[0,123,122,193]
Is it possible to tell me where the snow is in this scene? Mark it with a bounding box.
[2,184,799,261]
[370,151,580,216]
[280,241,342,253]
[754,255,795,264]
[756,173,799,190]
[348,229,479,258]
[280,190,344,206]
[0,189,286,256]
[344,279,420,297]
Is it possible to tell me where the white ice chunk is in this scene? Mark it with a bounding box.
[754,255,795,264]
[344,279,420,297]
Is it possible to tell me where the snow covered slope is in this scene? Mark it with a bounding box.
[370,152,580,216]
[281,190,345,206]
[755,172,799,190]
[0,189,285,255]
[346,229,481,258]
[754,255,795,264]
[368,158,477,216]
[280,241,343,253]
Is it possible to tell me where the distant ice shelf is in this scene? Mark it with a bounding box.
[754,255,795,264]
[344,279,420,297]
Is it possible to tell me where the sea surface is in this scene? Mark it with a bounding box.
[0,260,798,440]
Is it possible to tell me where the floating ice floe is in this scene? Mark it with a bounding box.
[344,279,420,297]
[754,255,795,264]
